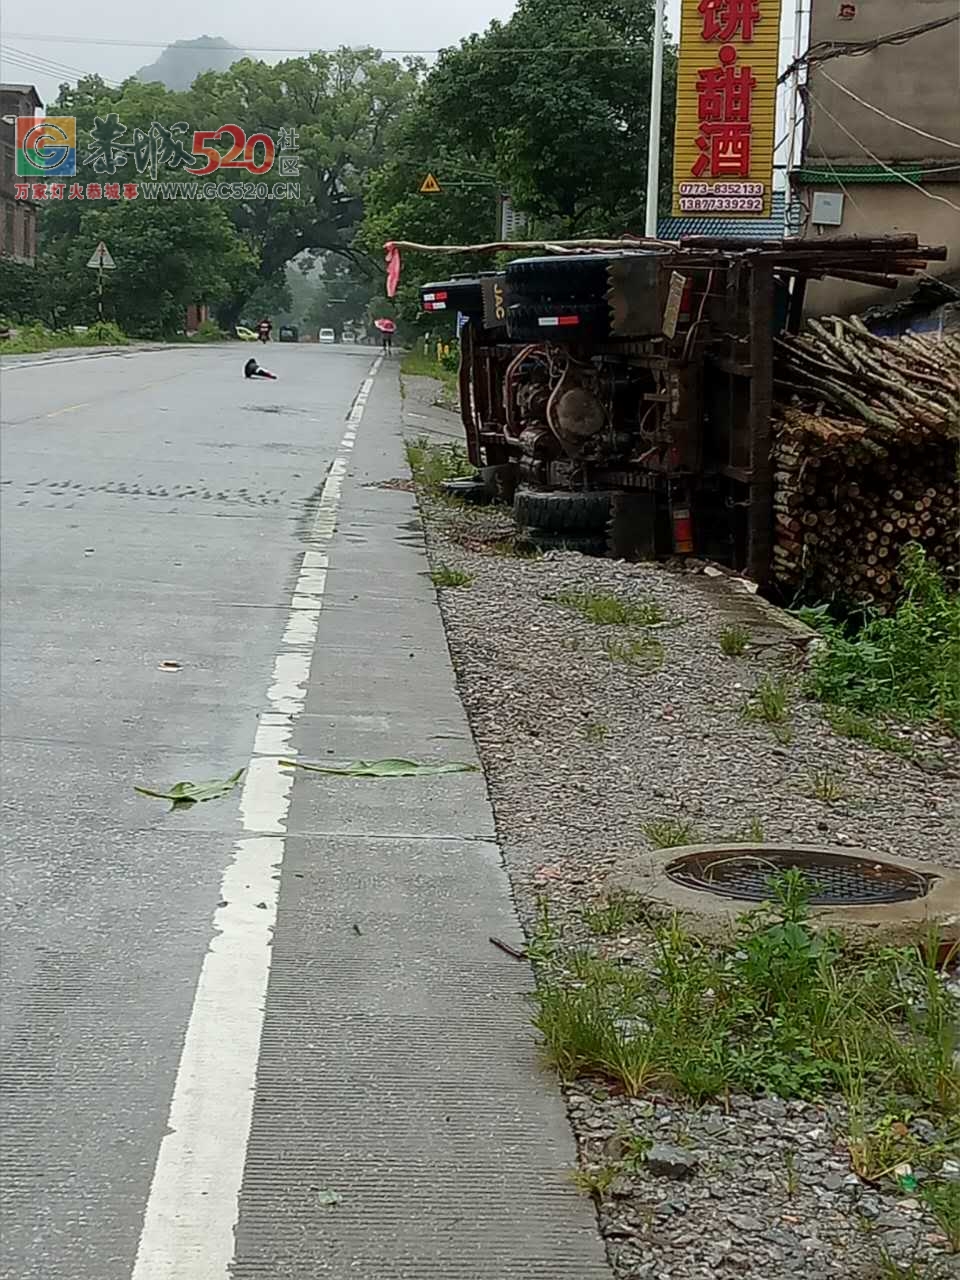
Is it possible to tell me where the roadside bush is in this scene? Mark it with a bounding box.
[188,318,227,342]
[0,321,129,355]
[531,872,959,1114]
[0,258,39,323]
[798,544,960,733]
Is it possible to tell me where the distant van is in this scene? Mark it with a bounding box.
[319,328,336,344]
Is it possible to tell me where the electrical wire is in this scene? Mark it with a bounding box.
[0,43,119,87]
[779,13,959,84]
[806,88,960,215]
[818,69,960,152]
[1,32,663,55]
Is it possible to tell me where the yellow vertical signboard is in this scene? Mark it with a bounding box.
[671,0,783,218]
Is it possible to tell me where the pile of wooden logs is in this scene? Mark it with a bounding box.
[771,319,959,606]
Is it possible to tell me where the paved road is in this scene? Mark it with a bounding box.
[0,344,370,1278]
[0,344,608,1280]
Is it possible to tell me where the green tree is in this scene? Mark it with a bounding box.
[189,49,421,277]
[393,0,677,234]
[43,198,255,337]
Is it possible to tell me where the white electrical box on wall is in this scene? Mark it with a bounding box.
[812,191,845,226]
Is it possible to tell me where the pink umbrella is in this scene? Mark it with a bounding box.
[374,317,397,334]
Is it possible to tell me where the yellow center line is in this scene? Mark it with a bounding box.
[46,402,90,418]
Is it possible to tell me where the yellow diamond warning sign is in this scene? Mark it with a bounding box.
[419,173,442,194]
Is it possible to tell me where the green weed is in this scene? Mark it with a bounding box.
[1,320,129,354]
[555,590,664,627]
[603,637,664,670]
[571,1163,618,1202]
[922,1182,960,1252]
[530,873,960,1116]
[806,768,847,801]
[642,818,699,849]
[581,892,646,936]
[799,545,960,733]
[743,674,793,727]
[826,707,913,757]
[720,624,750,657]
[404,436,473,494]
[584,722,609,744]
[727,817,766,843]
[430,564,473,588]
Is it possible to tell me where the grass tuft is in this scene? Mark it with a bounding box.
[404,435,473,495]
[923,1181,960,1252]
[720,624,750,657]
[555,590,664,627]
[530,873,960,1121]
[581,892,647,936]
[430,564,473,588]
[806,768,847,802]
[604,637,664,670]
[642,818,699,849]
[743,674,793,727]
[798,545,959,733]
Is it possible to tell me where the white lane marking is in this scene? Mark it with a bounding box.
[130,356,383,1280]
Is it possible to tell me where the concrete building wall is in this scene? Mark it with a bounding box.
[802,182,960,314]
[805,0,960,163]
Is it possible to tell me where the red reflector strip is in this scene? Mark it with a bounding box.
[537,315,580,328]
[423,301,447,311]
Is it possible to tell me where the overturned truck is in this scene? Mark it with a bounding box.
[401,234,949,587]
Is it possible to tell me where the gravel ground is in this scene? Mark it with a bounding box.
[412,475,960,1279]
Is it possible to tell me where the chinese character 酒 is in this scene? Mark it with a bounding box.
[691,123,752,178]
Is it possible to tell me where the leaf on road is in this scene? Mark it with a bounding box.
[280,757,477,778]
[135,768,245,811]
[316,1189,342,1207]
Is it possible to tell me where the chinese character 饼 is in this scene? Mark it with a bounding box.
[696,46,755,123]
[691,123,752,178]
[698,0,761,42]
[84,114,132,176]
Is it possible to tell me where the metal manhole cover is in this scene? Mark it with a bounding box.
[666,848,932,906]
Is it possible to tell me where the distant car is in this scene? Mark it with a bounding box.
[236,325,258,341]
[318,328,336,344]
[279,325,298,343]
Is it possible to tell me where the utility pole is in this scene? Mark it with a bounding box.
[786,0,805,173]
[645,0,665,238]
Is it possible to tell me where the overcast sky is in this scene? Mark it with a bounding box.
[2,2,692,105]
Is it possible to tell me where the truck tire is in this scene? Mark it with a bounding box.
[420,277,483,316]
[513,487,613,534]
[527,530,608,556]
[506,301,610,342]
[505,254,615,301]
[441,477,491,504]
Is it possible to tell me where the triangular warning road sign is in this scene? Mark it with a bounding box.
[419,173,441,194]
[86,241,116,269]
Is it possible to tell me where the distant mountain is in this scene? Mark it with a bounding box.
[135,36,246,91]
